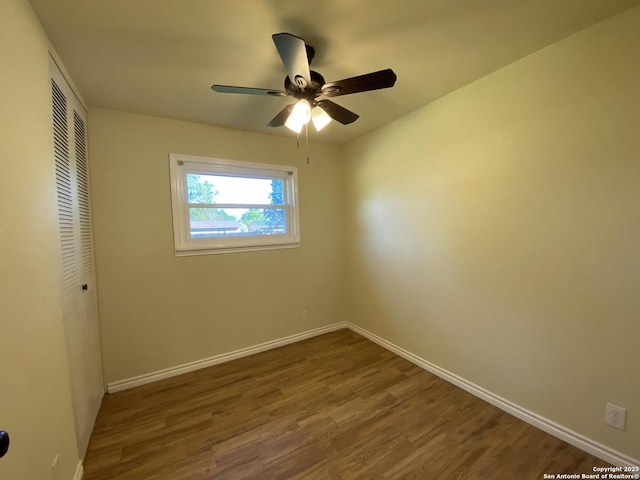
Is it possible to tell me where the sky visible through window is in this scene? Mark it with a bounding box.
[191,174,276,218]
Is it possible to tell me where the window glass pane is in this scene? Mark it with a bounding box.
[171,154,299,255]
[187,174,284,205]
[189,208,287,238]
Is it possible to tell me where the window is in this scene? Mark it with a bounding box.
[169,154,300,255]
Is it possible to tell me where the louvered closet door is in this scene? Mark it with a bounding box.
[51,59,104,458]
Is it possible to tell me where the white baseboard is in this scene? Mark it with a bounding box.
[346,322,640,469]
[107,322,348,393]
[105,320,638,468]
[72,460,83,480]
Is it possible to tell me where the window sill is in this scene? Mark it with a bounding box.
[174,242,301,257]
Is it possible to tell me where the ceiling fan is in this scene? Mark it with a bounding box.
[211,33,397,133]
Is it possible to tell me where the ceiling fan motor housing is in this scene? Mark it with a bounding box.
[285,71,326,102]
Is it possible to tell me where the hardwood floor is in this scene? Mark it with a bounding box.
[84,329,610,479]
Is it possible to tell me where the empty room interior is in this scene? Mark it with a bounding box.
[1,0,640,478]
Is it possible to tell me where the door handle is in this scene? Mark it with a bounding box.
[82,284,88,291]
[0,431,9,459]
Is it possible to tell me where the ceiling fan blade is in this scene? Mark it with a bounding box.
[272,33,312,89]
[317,100,359,125]
[306,44,316,66]
[267,104,295,127]
[211,85,286,96]
[321,68,397,97]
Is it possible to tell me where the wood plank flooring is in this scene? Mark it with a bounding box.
[83,329,611,479]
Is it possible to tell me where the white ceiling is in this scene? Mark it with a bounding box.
[30,0,640,145]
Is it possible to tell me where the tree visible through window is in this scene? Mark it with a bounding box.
[187,174,235,222]
[263,179,286,233]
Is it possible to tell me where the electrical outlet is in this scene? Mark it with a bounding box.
[605,403,626,430]
[301,310,308,322]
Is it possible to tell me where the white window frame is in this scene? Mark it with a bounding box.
[169,153,300,256]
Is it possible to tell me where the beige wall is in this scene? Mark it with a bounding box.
[345,6,640,461]
[0,0,81,479]
[6,0,636,473]
[88,109,346,384]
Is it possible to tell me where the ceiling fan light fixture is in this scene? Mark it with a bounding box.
[284,118,303,134]
[284,99,311,133]
[311,107,332,131]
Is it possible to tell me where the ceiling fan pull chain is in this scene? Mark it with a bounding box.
[305,123,310,165]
